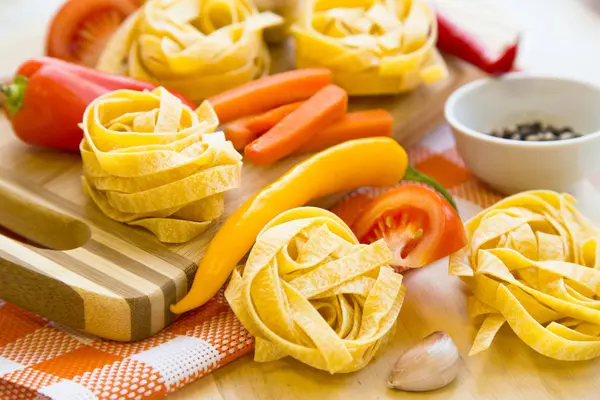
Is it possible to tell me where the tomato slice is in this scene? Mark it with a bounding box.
[45,0,140,67]
[350,184,467,268]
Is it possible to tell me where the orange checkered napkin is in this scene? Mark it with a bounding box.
[0,289,253,400]
[0,125,500,399]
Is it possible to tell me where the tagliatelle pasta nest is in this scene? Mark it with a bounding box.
[96,0,283,103]
[292,0,448,95]
[225,207,406,373]
[81,87,242,243]
[450,191,600,360]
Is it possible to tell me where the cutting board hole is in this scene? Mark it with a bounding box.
[0,225,50,249]
[0,221,91,251]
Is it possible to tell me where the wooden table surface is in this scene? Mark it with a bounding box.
[2,1,600,399]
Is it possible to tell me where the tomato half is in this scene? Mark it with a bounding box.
[350,184,467,268]
[45,0,140,67]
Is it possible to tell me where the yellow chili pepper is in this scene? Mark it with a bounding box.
[171,137,408,313]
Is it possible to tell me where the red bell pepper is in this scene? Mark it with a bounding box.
[436,11,519,75]
[15,57,195,107]
[2,66,106,151]
[1,57,196,152]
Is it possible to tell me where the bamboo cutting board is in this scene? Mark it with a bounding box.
[0,45,486,341]
[0,169,196,342]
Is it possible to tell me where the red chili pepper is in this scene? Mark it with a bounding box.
[1,58,196,152]
[1,65,106,151]
[436,12,518,75]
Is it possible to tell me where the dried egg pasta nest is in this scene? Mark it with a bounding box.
[449,190,600,360]
[292,0,448,95]
[81,87,242,243]
[226,207,406,373]
[96,0,283,103]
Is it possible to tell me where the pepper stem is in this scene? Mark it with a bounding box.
[404,166,458,211]
[0,75,28,118]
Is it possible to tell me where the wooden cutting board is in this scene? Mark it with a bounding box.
[0,45,486,341]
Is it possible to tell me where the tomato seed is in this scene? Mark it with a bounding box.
[401,213,408,225]
[385,216,393,228]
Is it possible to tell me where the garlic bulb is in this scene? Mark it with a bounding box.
[389,331,460,392]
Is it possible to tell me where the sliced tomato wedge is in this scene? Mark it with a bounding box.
[350,184,467,268]
[45,0,140,67]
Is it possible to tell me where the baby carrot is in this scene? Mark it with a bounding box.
[245,101,304,133]
[208,69,333,124]
[224,117,257,151]
[245,85,348,165]
[295,109,394,154]
[224,102,304,150]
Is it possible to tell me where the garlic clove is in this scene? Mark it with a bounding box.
[388,331,460,392]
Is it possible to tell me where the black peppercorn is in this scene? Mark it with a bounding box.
[488,122,580,142]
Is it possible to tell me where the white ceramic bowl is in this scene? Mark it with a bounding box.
[445,73,600,194]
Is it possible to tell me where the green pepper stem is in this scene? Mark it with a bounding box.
[404,165,458,211]
[0,75,28,118]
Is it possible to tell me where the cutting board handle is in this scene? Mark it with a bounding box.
[0,180,90,250]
